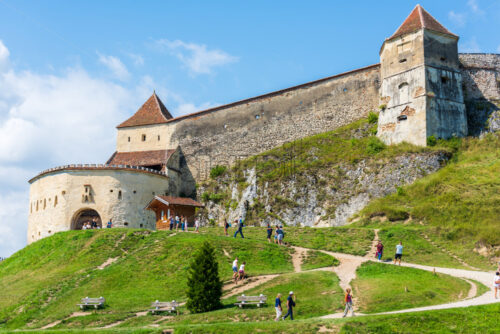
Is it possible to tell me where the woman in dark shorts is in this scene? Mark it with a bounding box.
[267,224,273,242]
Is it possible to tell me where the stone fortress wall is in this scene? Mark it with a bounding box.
[27,165,170,243]
[116,54,499,181]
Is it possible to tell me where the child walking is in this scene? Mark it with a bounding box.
[342,288,355,317]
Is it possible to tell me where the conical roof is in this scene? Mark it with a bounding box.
[388,4,457,41]
[117,92,173,128]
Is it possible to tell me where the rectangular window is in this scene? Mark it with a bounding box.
[142,134,146,141]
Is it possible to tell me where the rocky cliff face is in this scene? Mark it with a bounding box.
[197,120,450,227]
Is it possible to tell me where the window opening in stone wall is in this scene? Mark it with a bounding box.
[54,196,58,207]
[38,232,40,236]
[398,82,409,104]
[140,224,143,228]
[158,135,160,141]
[397,115,408,122]
[110,189,113,192]
[399,58,407,63]
[36,201,39,211]
[142,134,146,141]
[118,190,122,200]
[124,222,129,226]
[441,76,449,84]
[43,199,46,209]
[133,190,136,194]
[48,230,51,234]
[30,203,32,213]
[161,210,164,219]
[128,136,130,142]
[62,190,66,195]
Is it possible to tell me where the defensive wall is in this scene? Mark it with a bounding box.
[27,165,170,243]
[116,54,499,181]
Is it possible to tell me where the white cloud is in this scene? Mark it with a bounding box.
[0,40,10,72]
[467,0,484,14]
[129,53,144,66]
[448,11,466,27]
[155,39,238,75]
[97,53,130,81]
[460,37,481,53]
[0,191,29,257]
[497,45,500,53]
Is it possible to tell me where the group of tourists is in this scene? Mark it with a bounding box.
[81,217,101,230]
[374,240,404,265]
[274,291,296,321]
[267,224,286,245]
[165,215,200,233]
[231,257,246,283]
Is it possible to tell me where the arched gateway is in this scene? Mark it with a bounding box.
[72,209,102,230]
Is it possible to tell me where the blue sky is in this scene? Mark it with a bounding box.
[0,0,499,256]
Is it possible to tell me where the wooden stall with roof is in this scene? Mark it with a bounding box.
[145,196,204,230]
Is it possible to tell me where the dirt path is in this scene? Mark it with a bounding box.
[41,312,87,329]
[223,274,279,298]
[291,246,308,273]
[97,257,119,270]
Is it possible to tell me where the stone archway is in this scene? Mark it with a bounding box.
[71,208,102,230]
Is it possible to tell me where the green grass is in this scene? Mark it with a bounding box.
[357,133,500,269]
[301,250,339,271]
[0,229,293,330]
[340,303,500,333]
[108,271,343,329]
[351,262,471,313]
[203,226,374,256]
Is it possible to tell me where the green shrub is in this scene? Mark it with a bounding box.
[386,208,410,221]
[186,241,222,313]
[427,135,437,147]
[396,186,405,196]
[366,137,385,154]
[379,104,387,110]
[201,192,224,203]
[210,165,227,179]
[367,111,379,124]
[201,192,210,202]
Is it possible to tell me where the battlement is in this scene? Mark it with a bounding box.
[29,164,167,183]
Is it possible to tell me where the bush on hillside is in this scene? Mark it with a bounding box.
[427,135,437,147]
[210,165,227,179]
[368,111,379,124]
[366,137,386,154]
[186,241,223,313]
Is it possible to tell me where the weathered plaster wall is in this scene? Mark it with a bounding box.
[27,168,170,243]
[116,124,173,152]
[167,65,381,180]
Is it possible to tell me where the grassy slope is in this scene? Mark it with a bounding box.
[0,229,293,329]
[356,133,500,269]
[301,250,339,271]
[351,262,471,313]
[204,226,374,256]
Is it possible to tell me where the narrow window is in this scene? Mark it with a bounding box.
[140,224,143,228]
[157,135,160,141]
[128,136,131,142]
[167,209,171,218]
[38,232,40,236]
[30,203,32,213]
[133,190,137,194]
[118,190,122,200]
[397,115,408,122]
[399,58,407,63]
[54,196,58,207]
[124,222,129,226]
[36,201,39,211]
[398,82,409,104]
[48,230,51,234]
[43,199,46,210]
[142,134,146,141]
[161,210,164,219]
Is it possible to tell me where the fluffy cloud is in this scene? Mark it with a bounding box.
[155,39,238,75]
[98,53,130,81]
[0,40,9,72]
[467,0,484,14]
[128,53,145,66]
[448,11,466,27]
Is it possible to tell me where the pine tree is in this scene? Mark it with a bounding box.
[186,241,222,313]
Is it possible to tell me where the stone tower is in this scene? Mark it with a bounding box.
[378,4,468,146]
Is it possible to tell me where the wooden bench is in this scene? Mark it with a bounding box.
[234,294,267,308]
[149,300,179,315]
[77,297,105,310]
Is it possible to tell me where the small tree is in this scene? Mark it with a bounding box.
[186,241,222,313]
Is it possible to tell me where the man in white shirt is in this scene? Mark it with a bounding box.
[232,258,238,283]
[394,242,403,266]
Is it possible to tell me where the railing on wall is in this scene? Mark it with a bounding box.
[32,164,167,180]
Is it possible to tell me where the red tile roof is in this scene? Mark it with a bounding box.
[117,92,173,128]
[106,149,176,166]
[147,196,204,208]
[388,4,457,41]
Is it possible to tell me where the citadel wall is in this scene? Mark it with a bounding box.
[27,166,170,243]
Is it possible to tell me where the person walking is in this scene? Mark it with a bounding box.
[106,219,112,229]
[394,241,403,265]
[342,288,355,317]
[274,293,282,321]
[282,291,295,320]
[169,216,174,231]
[232,257,239,283]
[238,262,246,282]
[494,272,500,299]
[274,226,279,244]
[266,224,273,243]
[224,219,229,236]
[194,218,200,233]
[376,241,384,261]
[277,226,284,245]
[175,215,180,231]
[234,218,244,238]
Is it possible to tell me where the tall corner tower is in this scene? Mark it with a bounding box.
[377,4,467,146]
